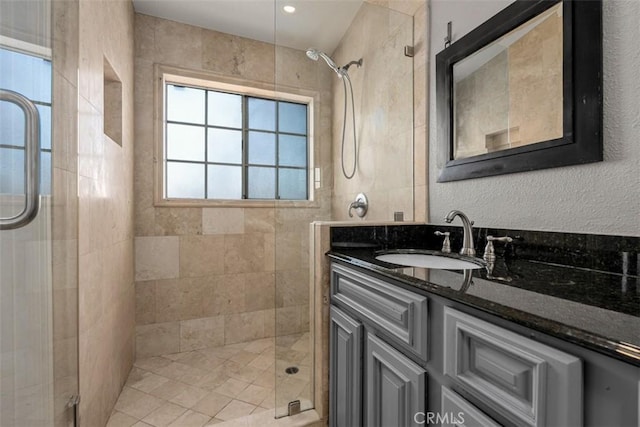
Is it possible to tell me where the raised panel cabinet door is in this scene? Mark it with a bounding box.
[331,263,428,360]
[366,333,426,427]
[330,306,363,427]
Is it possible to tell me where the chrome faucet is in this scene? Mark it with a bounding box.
[444,210,476,256]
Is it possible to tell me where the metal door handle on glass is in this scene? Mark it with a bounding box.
[0,89,41,230]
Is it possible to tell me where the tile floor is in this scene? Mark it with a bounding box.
[107,334,312,427]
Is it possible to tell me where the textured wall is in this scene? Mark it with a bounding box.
[429,0,640,236]
[133,14,333,358]
[77,0,136,425]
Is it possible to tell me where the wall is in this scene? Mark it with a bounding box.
[429,0,640,236]
[77,0,135,425]
[331,1,423,222]
[133,14,332,358]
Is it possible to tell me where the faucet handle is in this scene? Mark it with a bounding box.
[434,231,451,253]
[484,235,513,266]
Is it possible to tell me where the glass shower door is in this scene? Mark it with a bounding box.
[0,0,76,425]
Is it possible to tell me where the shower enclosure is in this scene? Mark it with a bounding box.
[273,0,415,419]
[1,0,79,425]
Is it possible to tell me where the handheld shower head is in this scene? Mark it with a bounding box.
[305,48,319,61]
[305,48,341,75]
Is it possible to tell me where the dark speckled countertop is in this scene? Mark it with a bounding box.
[327,224,640,366]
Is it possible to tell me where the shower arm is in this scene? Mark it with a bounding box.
[340,59,363,73]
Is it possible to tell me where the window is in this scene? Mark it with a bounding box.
[162,76,311,202]
[0,46,52,196]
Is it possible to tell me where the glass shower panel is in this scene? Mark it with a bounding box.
[273,0,415,418]
[0,0,78,425]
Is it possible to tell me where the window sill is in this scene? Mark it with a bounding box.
[154,198,320,209]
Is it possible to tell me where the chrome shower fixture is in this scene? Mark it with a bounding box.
[305,48,340,74]
[305,48,362,77]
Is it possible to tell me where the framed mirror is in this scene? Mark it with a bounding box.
[436,0,602,182]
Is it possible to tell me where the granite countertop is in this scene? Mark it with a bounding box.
[327,247,640,367]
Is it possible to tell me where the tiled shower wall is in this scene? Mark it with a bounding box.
[133,14,333,358]
[77,0,136,425]
[331,0,428,222]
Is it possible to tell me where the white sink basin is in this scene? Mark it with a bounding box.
[375,252,485,270]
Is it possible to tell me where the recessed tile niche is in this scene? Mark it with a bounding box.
[103,57,122,145]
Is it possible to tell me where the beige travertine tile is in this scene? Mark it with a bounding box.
[136,322,180,358]
[154,279,182,323]
[196,368,231,391]
[135,236,179,281]
[154,362,196,382]
[275,306,302,336]
[204,274,245,316]
[275,269,309,308]
[142,401,187,427]
[214,378,251,398]
[191,391,233,417]
[252,369,276,390]
[243,209,275,234]
[198,344,243,361]
[136,281,156,325]
[215,400,256,422]
[229,350,259,366]
[180,316,225,351]
[179,351,226,372]
[154,18,202,69]
[134,356,172,372]
[236,384,270,406]
[240,38,276,83]
[224,311,265,344]
[202,208,245,235]
[155,208,203,236]
[169,385,209,409]
[201,29,242,75]
[223,234,266,274]
[114,387,165,420]
[180,235,225,278]
[167,410,211,427]
[243,338,274,354]
[184,276,220,320]
[147,379,190,401]
[224,363,264,384]
[127,370,170,394]
[247,353,274,371]
[106,411,138,427]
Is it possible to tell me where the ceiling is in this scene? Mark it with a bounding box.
[132,0,363,54]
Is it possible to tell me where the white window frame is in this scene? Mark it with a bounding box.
[153,65,318,208]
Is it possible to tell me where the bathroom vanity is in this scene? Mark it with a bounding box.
[325,224,640,426]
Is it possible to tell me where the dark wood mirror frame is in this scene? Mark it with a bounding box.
[436,0,602,182]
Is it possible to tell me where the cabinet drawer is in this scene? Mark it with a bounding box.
[441,386,501,427]
[331,263,428,359]
[443,307,582,427]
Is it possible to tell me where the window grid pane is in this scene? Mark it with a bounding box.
[164,83,309,201]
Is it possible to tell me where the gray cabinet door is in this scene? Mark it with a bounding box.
[366,333,426,427]
[331,264,428,360]
[330,306,363,427]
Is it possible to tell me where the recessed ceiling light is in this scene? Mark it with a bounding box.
[283,5,296,13]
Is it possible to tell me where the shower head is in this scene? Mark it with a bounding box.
[306,48,341,75]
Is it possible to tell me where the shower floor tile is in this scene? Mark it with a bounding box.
[107,334,311,427]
